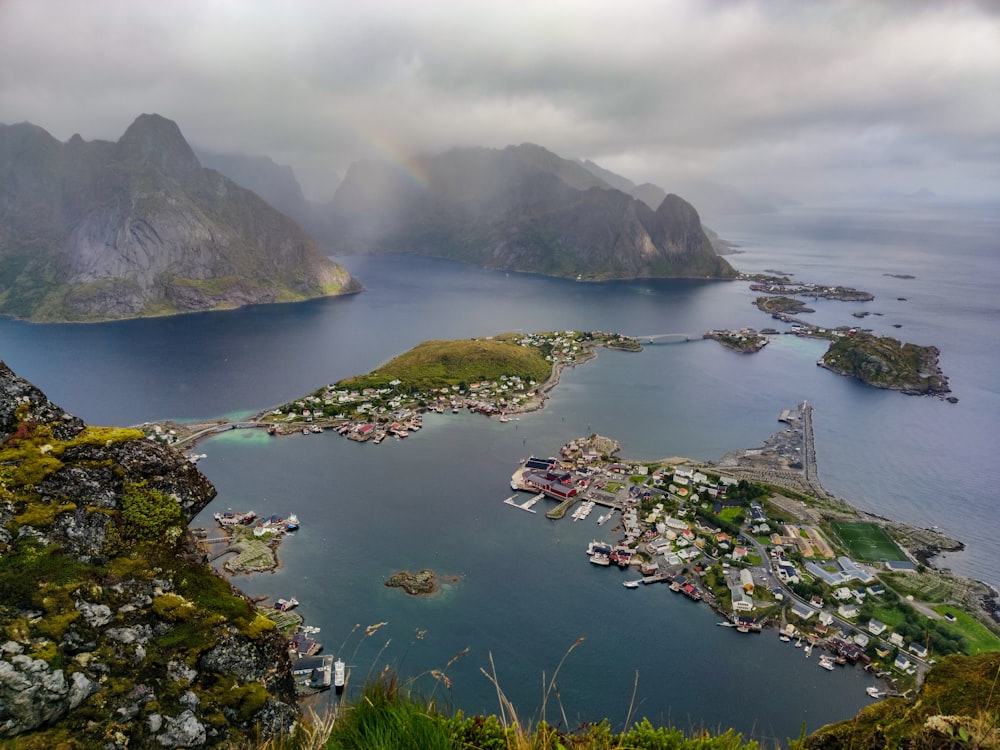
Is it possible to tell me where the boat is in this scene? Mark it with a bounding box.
[779,634,791,642]
[866,686,883,698]
[623,580,641,589]
[214,510,256,527]
[302,427,310,435]
[804,642,813,657]
[277,597,299,612]
[818,656,835,671]
[589,553,611,566]
[285,514,300,531]
[795,638,803,648]
[334,659,346,694]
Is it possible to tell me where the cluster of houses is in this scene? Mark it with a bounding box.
[512,445,936,678]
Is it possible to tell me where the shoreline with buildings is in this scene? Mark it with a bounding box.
[503,407,999,693]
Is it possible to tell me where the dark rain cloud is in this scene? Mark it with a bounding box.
[1,0,997,201]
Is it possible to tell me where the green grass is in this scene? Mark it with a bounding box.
[322,674,762,750]
[932,606,1000,655]
[829,520,906,562]
[336,336,552,393]
[718,507,743,523]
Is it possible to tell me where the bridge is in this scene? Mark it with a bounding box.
[632,332,703,344]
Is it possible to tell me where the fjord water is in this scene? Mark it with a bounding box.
[2,201,998,743]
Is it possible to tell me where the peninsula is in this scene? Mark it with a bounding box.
[253,331,641,442]
[503,406,999,697]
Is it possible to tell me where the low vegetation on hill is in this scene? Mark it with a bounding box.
[336,336,552,394]
[260,654,1000,750]
[797,651,1000,749]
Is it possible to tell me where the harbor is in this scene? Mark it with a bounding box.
[498,418,938,699]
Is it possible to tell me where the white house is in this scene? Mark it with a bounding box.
[838,603,860,619]
[868,619,888,636]
[732,588,755,612]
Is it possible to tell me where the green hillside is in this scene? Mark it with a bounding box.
[337,336,553,393]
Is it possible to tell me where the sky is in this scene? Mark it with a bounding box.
[2,0,999,203]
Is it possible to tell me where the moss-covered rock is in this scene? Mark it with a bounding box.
[0,361,298,747]
[819,333,950,396]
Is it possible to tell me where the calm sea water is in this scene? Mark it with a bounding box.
[2,201,998,744]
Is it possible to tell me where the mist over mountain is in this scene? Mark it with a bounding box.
[328,144,735,280]
[194,148,333,242]
[576,158,789,221]
[0,114,360,322]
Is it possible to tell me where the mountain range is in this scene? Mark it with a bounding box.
[1,112,742,322]
[0,115,360,322]
[324,143,736,281]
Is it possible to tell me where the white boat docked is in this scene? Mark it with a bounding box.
[866,686,884,698]
[623,580,641,589]
[818,656,835,671]
[334,659,346,694]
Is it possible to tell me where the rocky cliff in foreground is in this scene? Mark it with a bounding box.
[0,114,361,321]
[326,144,736,281]
[0,362,298,747]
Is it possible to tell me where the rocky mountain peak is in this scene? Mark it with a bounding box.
[116,113,202,181]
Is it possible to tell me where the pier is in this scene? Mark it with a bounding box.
[503,493,543,513]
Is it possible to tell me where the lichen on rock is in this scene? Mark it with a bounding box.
[0,360,299,746]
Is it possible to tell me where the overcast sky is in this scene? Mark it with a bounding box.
[2,0,998,202]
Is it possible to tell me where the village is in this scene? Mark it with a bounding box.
[505,421,975,695]
[259,330,641,443]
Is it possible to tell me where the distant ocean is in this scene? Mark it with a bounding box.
[2,200,997,744]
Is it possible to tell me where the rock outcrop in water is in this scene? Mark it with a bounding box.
[819,332,951,396]
[0,362,298,746]
[0,114,361,321]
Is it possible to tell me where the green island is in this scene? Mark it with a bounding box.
[819,332,952,397]
[754,295,816,315]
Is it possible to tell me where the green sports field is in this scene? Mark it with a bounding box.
[830,520,906,562]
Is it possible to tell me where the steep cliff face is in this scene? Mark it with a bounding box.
[327,144,735,280]
[0,114,361,321]
[0,362,298,746]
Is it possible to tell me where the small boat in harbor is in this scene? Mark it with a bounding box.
[818,656,835,671]
[804,642,813,657]
[779,634,791,642]
[866,686,884,698]
[277,597,299,612]
[285,514,300,531]
[623,580,641,588]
